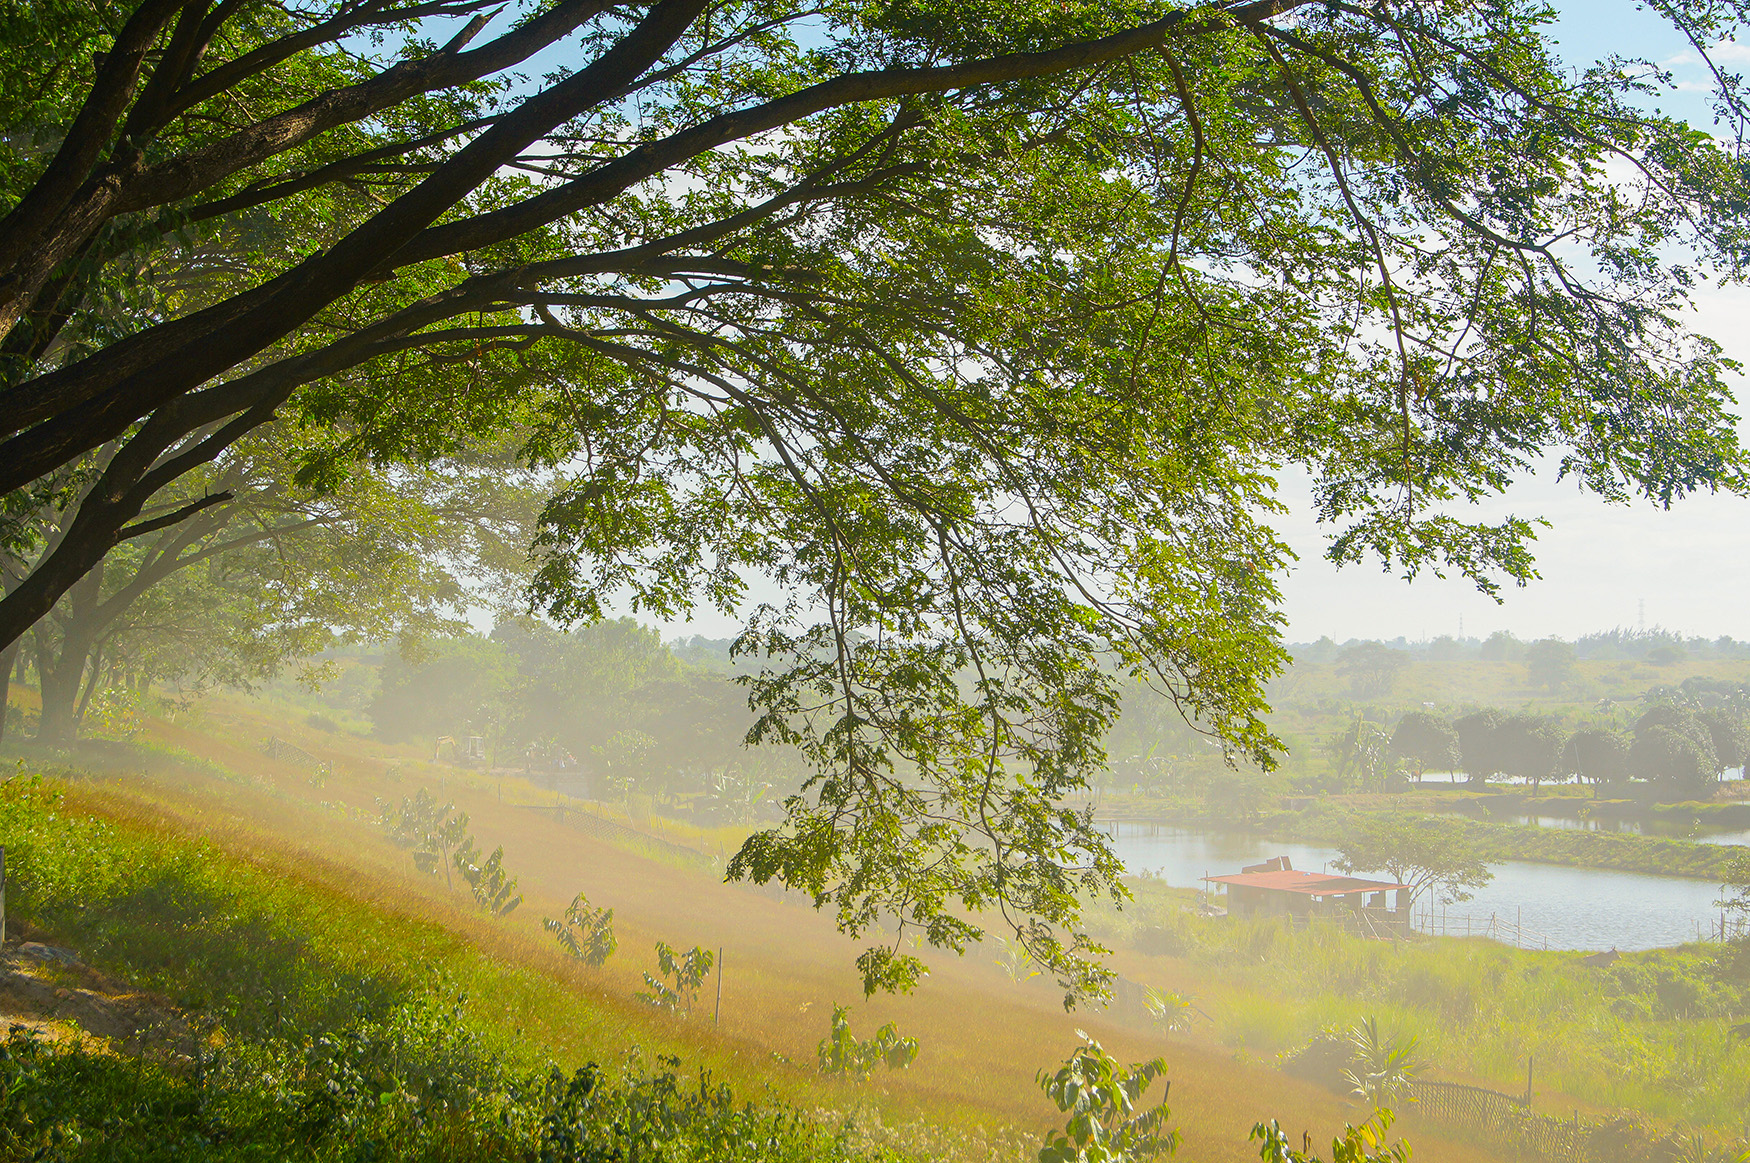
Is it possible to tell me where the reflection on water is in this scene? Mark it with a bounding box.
[1107,824,1740,952]
[1411,767,1747,785]
[1438,810,1750,847]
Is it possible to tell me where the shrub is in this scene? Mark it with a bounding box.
[545,892,617,966]
[816,1005,918,1078]
[1252,1110,1409,1163]
[1037,1033,1176,1163]
[638,942,713,1016]
[452,839,522,917]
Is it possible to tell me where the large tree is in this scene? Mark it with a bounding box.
[1389,711,1456,784]
[1453,709,1506,787]
[1,0,1748,1001]
[10,429,539,743]
[1333,813,1493,912]
[1336,641,1407,699]
[1560,726,1629,795]
[1496,712,1565,794]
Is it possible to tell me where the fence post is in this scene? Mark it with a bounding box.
[714,947,723,1025]
[0,844,6,948]
[1524,1056,1533,1104]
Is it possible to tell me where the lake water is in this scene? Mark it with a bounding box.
[1106,824,1740,952]
[1434,812,1750,847]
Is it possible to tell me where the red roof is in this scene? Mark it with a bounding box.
[1202,869,1408,896]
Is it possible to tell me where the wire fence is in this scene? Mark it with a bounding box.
[1412,905,1552,950]
[262,736,333,779]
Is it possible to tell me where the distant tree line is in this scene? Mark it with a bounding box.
[368,621,796,817]
[1387,696,1750,801]
[1295,627,1750,668]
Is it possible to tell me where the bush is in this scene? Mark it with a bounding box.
[816,1005,918,1079]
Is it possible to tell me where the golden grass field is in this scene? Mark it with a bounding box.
[0,687,1536,1163]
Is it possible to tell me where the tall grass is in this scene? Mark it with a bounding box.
[1093,880,1750,1133]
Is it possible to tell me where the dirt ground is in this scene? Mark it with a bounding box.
[0,922,192,1056]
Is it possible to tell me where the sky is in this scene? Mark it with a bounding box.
[1274,2,1750,645]
[604,2,1750,647]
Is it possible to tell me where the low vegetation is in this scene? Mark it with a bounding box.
[1090,879,1750,1131]
[816,1006,919,1079]
[1035,1037,1176,1163]
[0,774,912,1161]
[1263,801,1742,881]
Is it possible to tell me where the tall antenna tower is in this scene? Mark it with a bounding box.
[1458,614,1464,638]
[1638,598,1646,633]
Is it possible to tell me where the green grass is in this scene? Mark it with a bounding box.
[1090,879,1750,1134]
[0,774,924,1162]
[1251,801,1742,880]
[1452,820,1737,879]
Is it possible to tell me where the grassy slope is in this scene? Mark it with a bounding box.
[1088,881,1750,1133]
[0,691,1510,1163]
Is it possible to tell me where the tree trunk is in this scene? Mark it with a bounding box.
[34,635,89,746]
[72,643,106,730]
[0,637,18,746]
[32,563,103,746]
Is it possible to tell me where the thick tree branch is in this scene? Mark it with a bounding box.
[116,490,234,541]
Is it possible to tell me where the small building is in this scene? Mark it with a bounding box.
[1202,856,1409,927]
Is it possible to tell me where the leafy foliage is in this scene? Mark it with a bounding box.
[1142,988,1198,1036]
[1340,1018,1421,1111]
[1389,712,1457,782]
[544,891,617,967]
[637,942,714,1017]
[378,789,471,887]
[1322,718,1393,793]
[1037,1033,1176,1163]
[1453,710,1506,785]
[6,0,1750,1008]
[1251,1111,1409,1163]
[1496,713,1567,792]
[1333,814,1492,908]
[1337,644,1407,699]
[1562,728,1630,789]
[452,839,522,918]
[814,1004,919,1079]
[1525,640,1578,691]
[1720,850,1750,921]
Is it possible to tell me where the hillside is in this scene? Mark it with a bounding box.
[0,689,1531,1163]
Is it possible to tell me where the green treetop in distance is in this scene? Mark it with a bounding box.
[1453,709,1506,788]
[1524,639,1577,692]
[1333,814,1493,911]
[1337,642,1408,699]
[1497,712,1567,795]
[1561,727,1630,795]
[3,0,1750,1002]
[1389,711,1457,784]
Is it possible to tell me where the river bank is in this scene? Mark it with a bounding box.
[1094,792,1748,882]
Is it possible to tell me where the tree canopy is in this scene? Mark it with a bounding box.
[1389,711,1457,782]
[1334,814,1493,910]
[3,0,1750,1001]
